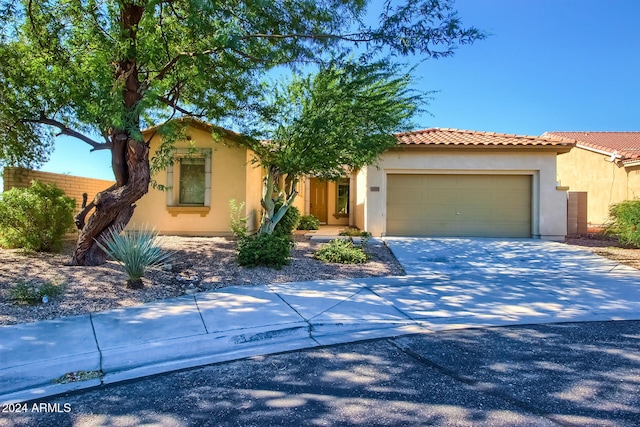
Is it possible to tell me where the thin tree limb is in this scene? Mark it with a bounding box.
[157,96,202,116]
[229,48,272,63]
[153,49,220,82]
[241,32,371,42]
[23,114,112,151]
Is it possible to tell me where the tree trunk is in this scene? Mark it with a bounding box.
[70,1,148,266]
[71,134,150,265]
[258,166,299,235]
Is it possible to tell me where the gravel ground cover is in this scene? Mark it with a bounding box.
[0,234,404,326]
[564,233,640,269]
[2,233,638,327]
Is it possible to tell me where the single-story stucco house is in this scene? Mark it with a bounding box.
[546,131,640,228]
[128,121,575,241]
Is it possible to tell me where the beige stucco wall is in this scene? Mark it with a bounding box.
[355,168,367,230]
[556,147,640,226]
[130,127,258,236]
[358,148,567,241]
[244,152,263,233]
[627,167,640,200]
[291,178,306,215]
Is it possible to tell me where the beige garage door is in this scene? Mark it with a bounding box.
[386,174,532,237]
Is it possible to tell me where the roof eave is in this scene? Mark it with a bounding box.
[393,143,574,153]
[141,118,251,146]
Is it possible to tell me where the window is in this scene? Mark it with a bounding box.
[336,179,349,216]
[165,148,212,210]
[179,158,206,205]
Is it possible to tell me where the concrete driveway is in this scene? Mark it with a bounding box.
[381,237,640,329]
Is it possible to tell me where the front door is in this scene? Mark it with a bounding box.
[309,178,328,223]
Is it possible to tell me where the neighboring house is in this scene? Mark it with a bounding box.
[545,132,640,228]
[131,122,574,241]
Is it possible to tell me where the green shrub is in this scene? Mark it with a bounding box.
[339,228,372,246]
[8,280,66,305]
[297,215,320,230]
[606,200,640,247]
[229,199,248,238]
[0,180,75,252]
[95,225,172,288]
[237,233,295,268]
[339,228,371,238]
[314,239,368,264]
[273,203,300,236]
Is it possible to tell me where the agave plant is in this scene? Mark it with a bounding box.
[95,225,172,289]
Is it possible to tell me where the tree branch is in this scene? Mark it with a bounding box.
[153,49,221,82]
[229,47,272,63]
[152,31,368,82]
[24,114,112,151]
[74,184,117,229]
[158,96,205,117]
[241,32,371,42]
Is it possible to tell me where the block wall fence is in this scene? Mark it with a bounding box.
[2,167,115,215]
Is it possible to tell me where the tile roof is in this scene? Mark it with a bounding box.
[542,132,640,163]
[395,128,575,148]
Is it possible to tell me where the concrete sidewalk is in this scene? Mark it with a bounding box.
[2,238,640,404]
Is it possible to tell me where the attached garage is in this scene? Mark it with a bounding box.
[355,128,575,241]
[386,174,532,237]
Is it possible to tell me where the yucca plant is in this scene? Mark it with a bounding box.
[95,225,172,289]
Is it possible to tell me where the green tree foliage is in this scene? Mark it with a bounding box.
[0,180,75,252]
[0,0,483,265]
[250,60,429,234]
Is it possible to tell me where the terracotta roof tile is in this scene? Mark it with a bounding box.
[542,132,640,162]
[396,128,575,148]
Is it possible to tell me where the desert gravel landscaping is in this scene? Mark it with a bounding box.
[564,234,640,269]
[2,233,639,327]
[0,234,404,326]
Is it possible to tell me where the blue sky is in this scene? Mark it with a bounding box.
[6,0,640,184]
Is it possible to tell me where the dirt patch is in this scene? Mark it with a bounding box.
[0,235,404,326]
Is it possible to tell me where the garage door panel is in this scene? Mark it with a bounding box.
[459,191,489,206]
[387,188,414,204]
[391,206,428,219]
[386,174,531,237]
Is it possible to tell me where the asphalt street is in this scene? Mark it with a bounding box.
[3,320,639,427]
